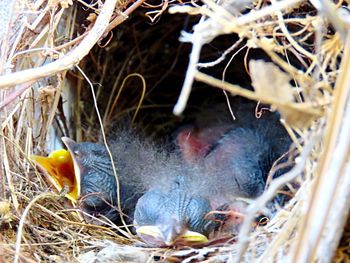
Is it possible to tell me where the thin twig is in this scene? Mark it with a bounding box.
[14,193,58,263]
[0,81,35,110]
[173,16,207,116]
[232,129,322,263]
[194,71,323,117]
[310,0,347,43]
[234,0,303,27]
[0,0,117,89]
[291,29,350,263]
[75,65,132,236]
[104,0,146,35]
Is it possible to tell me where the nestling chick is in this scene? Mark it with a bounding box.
[32,99,292,247]
[133,173,218,246]
[177,100,292,199]
[135,99,293,246]
[62,138,141,225]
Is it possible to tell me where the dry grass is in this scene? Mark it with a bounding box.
[1,0,350,262]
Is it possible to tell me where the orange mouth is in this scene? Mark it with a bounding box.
[31,148,79,202]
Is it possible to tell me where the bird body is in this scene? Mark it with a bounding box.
[134,100,293,246]
[32,99,292,247]
[61,138,142,225]
[176,101,291,200]
[133,175,217,246]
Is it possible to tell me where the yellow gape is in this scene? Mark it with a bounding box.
[31,149,79,202]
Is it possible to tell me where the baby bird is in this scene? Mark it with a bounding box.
[177,100,292,198]
[133,99,292,246]
[133,160,220,246]
[62,137,141,225]
[32,99,292,247]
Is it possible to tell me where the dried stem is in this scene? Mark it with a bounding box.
[0,0,117,89]
[291,30,350,263]
[233,130,322,263]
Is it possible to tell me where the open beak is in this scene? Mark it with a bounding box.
[30,137,81,202]
[135,225,208,246]
[61,137,81,199]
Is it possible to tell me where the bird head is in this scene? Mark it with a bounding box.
[61,138,122,216]
[32,138,120,220]
[61,138,114,199]
[133,177,216,247]
[31,136,143,225]
[61,137,111,178]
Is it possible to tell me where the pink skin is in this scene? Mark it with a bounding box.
[207,197,250,232]
[177,125,248,231]
[176,125,231,163]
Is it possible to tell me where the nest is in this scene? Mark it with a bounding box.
[1,0,350,262]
